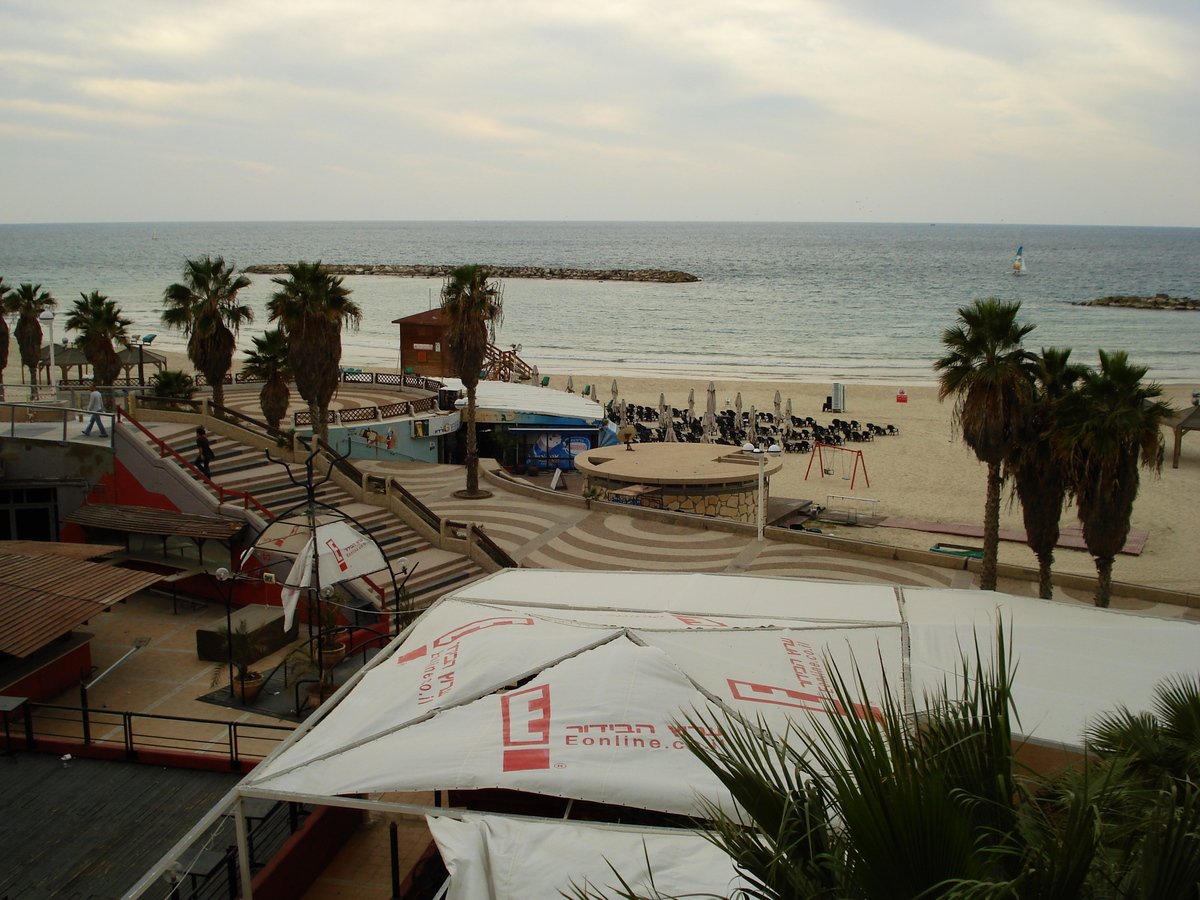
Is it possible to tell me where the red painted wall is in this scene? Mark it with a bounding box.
[252,804,365,900]
[2,642,92,703]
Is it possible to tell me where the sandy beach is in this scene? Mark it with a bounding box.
[12,347,1199,596]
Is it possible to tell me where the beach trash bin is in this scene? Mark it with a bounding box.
[438,388,459,411]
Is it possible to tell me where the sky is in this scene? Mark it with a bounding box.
[1,0,1197,227]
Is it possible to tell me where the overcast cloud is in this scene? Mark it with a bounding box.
[1,0,1196,225]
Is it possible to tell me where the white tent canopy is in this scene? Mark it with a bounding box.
[244,570,1200,818]
[428,813,748,900]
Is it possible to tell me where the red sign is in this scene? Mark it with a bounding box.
[896,390,908,403]
[501,684,552,771]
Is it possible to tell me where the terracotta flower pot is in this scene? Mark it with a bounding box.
[320,642,347,670]
[233,672,265,704]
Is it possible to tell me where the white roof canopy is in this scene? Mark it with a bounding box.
[244,571,1200,818]
[441,378,604,422]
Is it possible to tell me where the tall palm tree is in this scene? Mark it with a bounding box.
[267,261,361,442]
[65,290,131,387]
[934,298,1037,591]
[1007,347,1085,599]
[441,265,503,498]
[0,277,13,397]
[242,328,293,431]
[1057,350,1172,608]
[12,283,56,386]
[161,255,253,408]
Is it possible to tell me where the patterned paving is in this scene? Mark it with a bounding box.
[360,459,974,586]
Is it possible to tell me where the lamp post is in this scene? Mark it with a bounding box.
[743,441,782,542]
[215,566,236,701]
[39,311,56,399]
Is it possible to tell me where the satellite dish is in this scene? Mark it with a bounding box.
[617,425,637,449]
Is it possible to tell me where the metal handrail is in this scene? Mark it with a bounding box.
[116,408,275,519]
[469,523,520,569]
[21,702,293,766]
[209,401,289,443]
[388,477,442,531]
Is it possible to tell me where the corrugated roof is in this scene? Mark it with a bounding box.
[0,552,164,657]
[65,504,246,540]
[392,309,447,326]
[0,540,121,560]
[441,379,604,422]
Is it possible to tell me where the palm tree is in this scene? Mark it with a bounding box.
[582,641,1200,900]
[0,277,13,397]
[161,255,253,408]
[267,261,361,442]
[1089,674,1200,789]
[12,283,56,386]
[934,298,1037,591]
[1007,347,1085,599]
[1057,350,1172,607]
[242,328,292,431]
[441,264,503,498]
[65,290,131,386]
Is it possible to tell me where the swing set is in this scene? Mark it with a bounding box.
[804,442,869,491]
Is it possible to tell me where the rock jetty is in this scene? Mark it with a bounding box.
[1078,294,1197,310]
[241,263,699,283]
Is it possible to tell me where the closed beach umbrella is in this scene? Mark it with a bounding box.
[611,380,619,405]
[785,398,794,437]
[687,388,695,422]
[704,381,717,442]
[567,375,574,393]
[658,393,670,440]
[735,393,743,433]
[531,365,540,385]
[774,390,782,425]
[749,406,758,444]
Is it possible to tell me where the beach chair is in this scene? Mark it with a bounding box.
[540,376,550,387]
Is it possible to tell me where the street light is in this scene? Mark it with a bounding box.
[743,441,782,542]
[39,311,56,399]
[215,566,236,701]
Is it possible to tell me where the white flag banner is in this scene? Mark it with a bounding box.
[280,538,315,631]
[428,813,748,900]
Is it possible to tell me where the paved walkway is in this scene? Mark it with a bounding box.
[351,460,1193,616]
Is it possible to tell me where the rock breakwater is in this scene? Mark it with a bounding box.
[1078,294,1197,310]
[241,263,699,283]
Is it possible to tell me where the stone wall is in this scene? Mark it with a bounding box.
[587,476,762,524]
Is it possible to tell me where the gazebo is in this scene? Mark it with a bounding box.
[37,343,168,384]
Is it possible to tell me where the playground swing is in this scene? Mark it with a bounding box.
[804,442,870,491]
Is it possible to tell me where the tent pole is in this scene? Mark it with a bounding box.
[235,797,254,900]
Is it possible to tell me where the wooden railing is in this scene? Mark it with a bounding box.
[484,345,534,382]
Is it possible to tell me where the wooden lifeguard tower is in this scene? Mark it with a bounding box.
[393,309,535,382]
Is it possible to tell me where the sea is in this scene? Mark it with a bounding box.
[2,221,1198,385]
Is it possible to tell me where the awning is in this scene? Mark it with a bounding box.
[65,505,245,541]
[0,552,164,657]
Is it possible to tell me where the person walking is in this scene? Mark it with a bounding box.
[194,426,215,478]
[82,381,107,437]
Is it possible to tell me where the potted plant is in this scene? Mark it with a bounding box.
[285,588,348,710]
[211,621,270,704]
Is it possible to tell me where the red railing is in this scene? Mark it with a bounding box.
[117,408,275,520]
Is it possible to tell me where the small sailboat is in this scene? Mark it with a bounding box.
[1012,246,1027,276]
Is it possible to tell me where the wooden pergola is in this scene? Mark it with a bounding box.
[1167,404,1200,469]
[64,504,246,566]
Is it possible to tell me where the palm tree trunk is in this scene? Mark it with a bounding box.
[211,378,225,410]
[1093,555,1114,608]
[1035,549,1054,599]
[981,461,1002,591]
[465,387,479,495]
[308,400,323,442]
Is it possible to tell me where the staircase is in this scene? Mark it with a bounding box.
[131,421,487,611]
